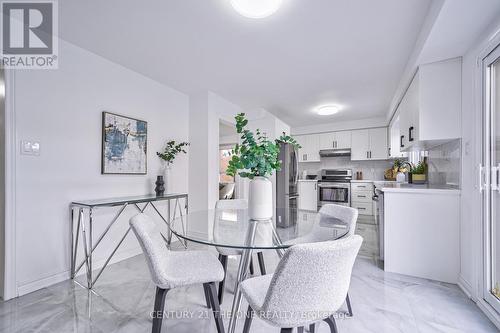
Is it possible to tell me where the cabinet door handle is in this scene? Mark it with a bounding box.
[366,151,369,158]
[358,207,366,210]
[409,126,414,142]
[357,195,366,198]
[400,135,405,148]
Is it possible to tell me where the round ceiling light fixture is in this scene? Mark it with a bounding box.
[230,0,283,19]
[315,105,340,116]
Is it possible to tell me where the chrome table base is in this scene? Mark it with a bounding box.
[70,194,188,289]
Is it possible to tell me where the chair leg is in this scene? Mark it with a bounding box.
[243,305,254,333]
[204,284,211,309]
[323,316,338,333]
[249,257,255,275]
[280,329,293,333]
[217,255,228,304]
[346,292,353,317]
[257,252,266,275]
[205,282,225,333]
[309,324,316,333]
[152,287,169,333]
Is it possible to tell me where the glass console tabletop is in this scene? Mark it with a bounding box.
[169,209,350,250]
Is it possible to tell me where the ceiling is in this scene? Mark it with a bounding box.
[59,0,432,127]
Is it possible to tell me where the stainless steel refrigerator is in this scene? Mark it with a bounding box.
[276,142,299,228]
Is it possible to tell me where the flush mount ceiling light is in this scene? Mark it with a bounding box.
[315,105,340,116]
[230,0,283,19]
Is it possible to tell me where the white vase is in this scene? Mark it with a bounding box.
[162,162,172,193]
[248,176,273,221]
[396,172,406,183]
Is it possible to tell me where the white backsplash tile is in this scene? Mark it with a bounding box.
[298,157,393,181]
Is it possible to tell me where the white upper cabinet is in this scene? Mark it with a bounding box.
[389,115,407,158]
[319,131,351,150]
[335,131,352,149]
[296,134,320,162]
[319,132,336,150]
[369,127,388,160]
[398,57,461,150]
[351,128,388,160]
[351,129,370,160]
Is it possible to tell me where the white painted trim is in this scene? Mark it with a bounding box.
[17,245,143,297]
[458,275,475,300]
[477,299,500,330]
[3,69,16,300]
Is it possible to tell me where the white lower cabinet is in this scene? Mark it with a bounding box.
[351,182,374,215]
[298,181,318,211]
[383,190,460,283]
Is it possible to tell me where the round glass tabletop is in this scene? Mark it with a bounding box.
[169,209,350,250]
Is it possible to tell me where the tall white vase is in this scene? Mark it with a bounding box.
[163,162,172,193]
[248,176,273,221]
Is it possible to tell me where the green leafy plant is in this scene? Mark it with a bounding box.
[411,160,427,175]
[226,113,301,179]
[157,140,189,164]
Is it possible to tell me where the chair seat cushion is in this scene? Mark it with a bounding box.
[155,250,225,289]
[240,274,273,311]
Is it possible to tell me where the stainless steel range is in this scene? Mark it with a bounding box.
[318,169,352,207]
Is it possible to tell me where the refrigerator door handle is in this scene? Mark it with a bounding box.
[294,147,299,184]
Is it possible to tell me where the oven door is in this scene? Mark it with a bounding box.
[318,183,350,206]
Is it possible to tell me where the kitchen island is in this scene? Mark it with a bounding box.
[380,183,460,283]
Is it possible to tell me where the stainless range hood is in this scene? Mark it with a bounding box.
[319,149,351,157]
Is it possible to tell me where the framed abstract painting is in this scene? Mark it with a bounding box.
[101,112,148,174]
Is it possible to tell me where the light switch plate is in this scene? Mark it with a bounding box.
[20,140,40,156]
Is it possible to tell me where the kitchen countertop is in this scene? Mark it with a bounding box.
[379,182,460,194]
[298,179,318,182]
[351,179,399,183]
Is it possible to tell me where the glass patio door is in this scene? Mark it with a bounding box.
[483,45,500,313]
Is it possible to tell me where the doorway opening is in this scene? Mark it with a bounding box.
[219,120,237,200]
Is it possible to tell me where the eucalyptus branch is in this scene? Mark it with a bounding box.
[226,113,301,179]
[157,140,189,164]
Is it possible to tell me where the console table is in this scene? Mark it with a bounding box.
[70,193,188,290]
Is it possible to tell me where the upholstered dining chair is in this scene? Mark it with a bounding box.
[240,235,363,333]
[130,214,225,333]
[318,204,358,317]
[215,199,267,304]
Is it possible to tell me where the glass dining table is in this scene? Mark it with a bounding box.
[168,208,350,333]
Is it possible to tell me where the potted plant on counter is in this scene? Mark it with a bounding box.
[410,160,427,184]
[226,113,300,221]
[156,140,189,195]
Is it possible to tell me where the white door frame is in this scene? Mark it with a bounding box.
[3,69,17,300]
[482,44,500,315]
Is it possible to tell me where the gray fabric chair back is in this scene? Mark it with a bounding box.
[319,204,358,237]
[261,235,363,327]
[130,214,170,287]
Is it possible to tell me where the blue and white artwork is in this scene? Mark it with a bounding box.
[102,112,147,174]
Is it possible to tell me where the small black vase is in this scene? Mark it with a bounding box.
[155,176,165,196]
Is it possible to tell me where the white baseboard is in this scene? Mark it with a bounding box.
[458,275,475,300]
[17,246,144,297]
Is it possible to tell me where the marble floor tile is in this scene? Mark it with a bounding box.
[0,240,498,333]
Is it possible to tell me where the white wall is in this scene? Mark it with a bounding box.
[459,16,500,326]
[8,39,189,297]
[188,91,244,212]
